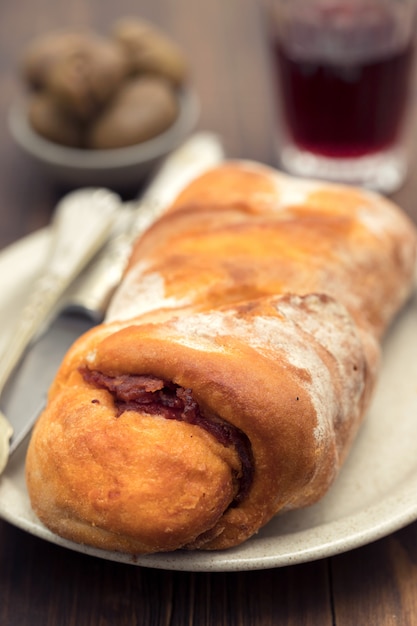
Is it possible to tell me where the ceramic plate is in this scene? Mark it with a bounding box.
[1,229,417,572]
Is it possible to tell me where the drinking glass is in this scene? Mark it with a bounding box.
[265,0,417,192]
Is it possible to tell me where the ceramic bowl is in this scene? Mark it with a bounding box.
[8,86,200,191]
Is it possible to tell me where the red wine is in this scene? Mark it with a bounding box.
[272,3,415,158]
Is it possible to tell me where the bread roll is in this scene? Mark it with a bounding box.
[26,161,417,553]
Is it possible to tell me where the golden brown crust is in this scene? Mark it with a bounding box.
[117,162,416,340]
[26,161,417,553]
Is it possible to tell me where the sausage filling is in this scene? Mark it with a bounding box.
[79,367,254,506]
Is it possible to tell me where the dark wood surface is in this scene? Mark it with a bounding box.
[1,1,417,624]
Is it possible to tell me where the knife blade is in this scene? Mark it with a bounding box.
[1,131,225,456]
[1,311,95,455]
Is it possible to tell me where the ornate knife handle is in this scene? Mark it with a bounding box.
[0,187,120,396]
[0,188,121,472]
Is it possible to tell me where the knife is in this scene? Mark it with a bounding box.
[1,131,225,459]
[0,187,122,470]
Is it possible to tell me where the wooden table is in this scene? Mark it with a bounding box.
[1,1,417,624]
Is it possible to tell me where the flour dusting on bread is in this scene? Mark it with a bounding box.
[25,161,417,554]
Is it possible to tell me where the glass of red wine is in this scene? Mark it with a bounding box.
[265,0,417,193]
